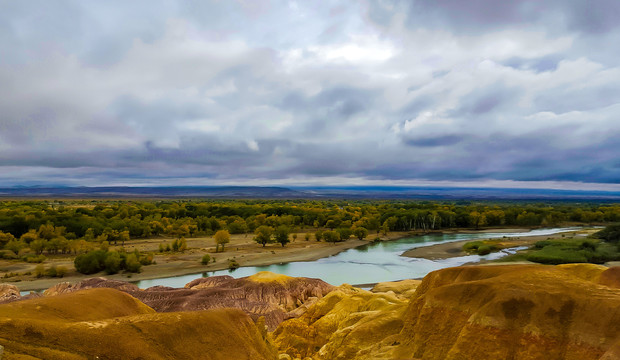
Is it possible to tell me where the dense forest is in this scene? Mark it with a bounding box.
[0,199,619,258]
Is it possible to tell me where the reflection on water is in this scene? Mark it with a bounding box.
[136,227,579,288]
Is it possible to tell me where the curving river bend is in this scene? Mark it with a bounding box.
[136,227,580,288]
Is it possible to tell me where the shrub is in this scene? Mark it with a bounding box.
[580,239,597,251]
[533,240,553,249]
[34,264,45,278]
[139,253,154,265]
[104,251,122,274]
[0,250,17,259]
[125,253,142,273]
[46,265,57,278]
[55,266,67,278]
[23,254,46,263]
[323,230,341,244]
[463,241,498,255]
[178,237,187,252]
[525,248,588,264]
[477,245,493,255]
[74,250,107,274]
[595,224,620,243]
[201,254,211,265]
[228,259,240,270]
[463,241,484,252]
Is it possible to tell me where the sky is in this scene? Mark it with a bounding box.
[1,0,620,190]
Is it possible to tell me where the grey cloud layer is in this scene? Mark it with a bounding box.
[0,0,619,187]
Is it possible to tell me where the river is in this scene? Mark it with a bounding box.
[135,227,580,288]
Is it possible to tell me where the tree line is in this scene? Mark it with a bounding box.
[0,199,619,258]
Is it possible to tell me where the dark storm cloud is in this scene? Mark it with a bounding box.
[368,0,620,34]
[501,55,561,73]
[1,0,620,189]
[279,87,376,117]
[404,135,463,148]
[278,86,379,135]
[453,84,520,116]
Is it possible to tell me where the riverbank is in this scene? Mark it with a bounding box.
[4,230,415,292]
[4,227,580,292]
[401,228,598,260]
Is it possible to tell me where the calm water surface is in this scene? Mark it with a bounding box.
[136,227,580,288]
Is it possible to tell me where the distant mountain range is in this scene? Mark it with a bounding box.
[1,186,620,201]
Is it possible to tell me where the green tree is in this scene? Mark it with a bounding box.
[337,228,353,241]
[30,239,47,255]
[37,223,59,240]
[353,227,369,240]
[19,230,38,244]
[0,231,15,248]
[315,230,324,242]
[119,230,130,246]
[274,226,290,247]
[5,240,26,254]
[214,230,230,252]
[254,226,273,247]
[74,250,106,274]
[469,211,487,229]
[323,230,341,244]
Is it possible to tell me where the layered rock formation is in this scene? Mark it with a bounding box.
[0,284,20,304]
[393,264,620,360]
[0,287,277,359]
[43,276,140,296]
[274,264,620,360]
[41,271,334,330]
[6,264,620,359]
[370,278,421,299]
[273,284,410,360]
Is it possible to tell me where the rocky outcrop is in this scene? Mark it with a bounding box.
[130,272,333,330]
[274,264,620,360]
[0,284,20,304]
[43,276,140,296]
[598,266,620,288]
[370,279,421,299]
[0,288,276,359]
[393,264,620,360]
[39,271,334,331]
[273,284,409,360]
